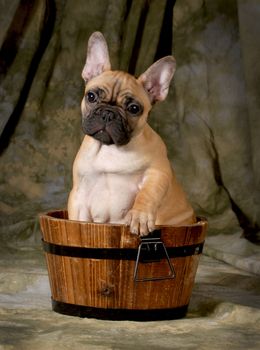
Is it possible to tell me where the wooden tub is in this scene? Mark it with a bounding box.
[39,210,207,321]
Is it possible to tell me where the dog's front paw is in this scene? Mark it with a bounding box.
[124,209,156,236]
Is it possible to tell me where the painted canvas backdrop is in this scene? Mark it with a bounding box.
[0,0,259,272]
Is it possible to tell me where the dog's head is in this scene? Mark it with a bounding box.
[81,32,176,146]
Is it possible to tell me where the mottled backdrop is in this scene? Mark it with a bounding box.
[0,0,259,268]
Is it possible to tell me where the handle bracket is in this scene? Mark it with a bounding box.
[133,231,176,282]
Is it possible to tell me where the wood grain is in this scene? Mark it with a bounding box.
[39,210,207,310]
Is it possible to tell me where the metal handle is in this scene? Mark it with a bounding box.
[133,232,176,282]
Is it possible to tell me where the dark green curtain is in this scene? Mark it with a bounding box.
[0,0,259,248]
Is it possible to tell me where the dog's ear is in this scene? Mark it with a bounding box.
[82,32,111,82]
[138,56,176,103]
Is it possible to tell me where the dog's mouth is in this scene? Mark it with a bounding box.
[82,105,132,146]
[92,128,113,145]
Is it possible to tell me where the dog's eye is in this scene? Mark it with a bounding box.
[127,103,140,115]
[86,91,98,103]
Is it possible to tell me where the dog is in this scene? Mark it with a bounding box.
[68,32,195,236]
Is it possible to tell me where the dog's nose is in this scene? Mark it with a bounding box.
[102,109,116,122]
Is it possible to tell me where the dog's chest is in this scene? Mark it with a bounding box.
[76,145,146,222]
[78,143,148,175]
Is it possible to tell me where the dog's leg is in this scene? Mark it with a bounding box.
[125,169,170,236]
[68,188,91,221]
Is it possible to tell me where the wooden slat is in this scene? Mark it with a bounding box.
[39,210,207,311]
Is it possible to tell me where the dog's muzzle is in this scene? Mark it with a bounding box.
[82,105,132,146]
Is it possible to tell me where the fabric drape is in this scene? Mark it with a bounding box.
[0,0,259,273]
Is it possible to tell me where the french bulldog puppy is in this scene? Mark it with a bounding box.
[68,32,195,235]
